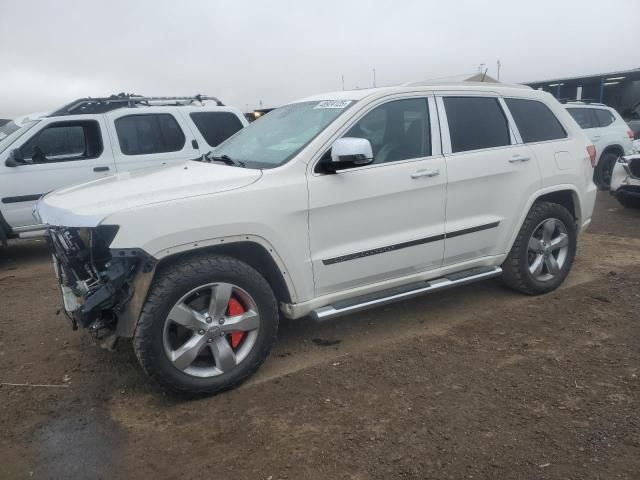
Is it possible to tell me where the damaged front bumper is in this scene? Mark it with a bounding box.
[49,226,156,341]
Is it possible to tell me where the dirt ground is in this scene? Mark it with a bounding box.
[1,192,639,480]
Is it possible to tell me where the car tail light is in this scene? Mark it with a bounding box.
[587,145,596,168]
[627,129,635,139]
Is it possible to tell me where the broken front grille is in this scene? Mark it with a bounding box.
[628,158,640,178]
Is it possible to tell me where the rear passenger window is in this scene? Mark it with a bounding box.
[594,109,615,127]
[115,114,185,155]
[506,98,567,143]
[566,108,597,129]
[190,112,244,147]
[444,97,510,153]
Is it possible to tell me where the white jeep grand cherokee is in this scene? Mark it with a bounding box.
[36,83,597,394]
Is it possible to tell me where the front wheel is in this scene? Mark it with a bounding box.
[502,201,577,295]
[133,254,279,395]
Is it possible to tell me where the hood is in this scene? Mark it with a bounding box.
[37,161,262,227]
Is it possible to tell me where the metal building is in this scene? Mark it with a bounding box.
[525,68,640,119]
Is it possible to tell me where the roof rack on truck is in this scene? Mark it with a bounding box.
[49,94,224,116]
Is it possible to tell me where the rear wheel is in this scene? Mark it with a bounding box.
[134,254,279,394]
[594,152,618,190]
[502,201,577,295]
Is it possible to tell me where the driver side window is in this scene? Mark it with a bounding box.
[20,121,103,164]
[344,98,431,164]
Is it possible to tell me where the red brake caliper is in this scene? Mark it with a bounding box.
[227,297,246,349]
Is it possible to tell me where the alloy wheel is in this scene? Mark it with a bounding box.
[162,283,260,377]
[527,218,570,282]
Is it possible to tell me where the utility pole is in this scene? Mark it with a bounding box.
[341,75,345,91]
[478,63,485,73]
[496,59,501,81]
[373,68,376,88]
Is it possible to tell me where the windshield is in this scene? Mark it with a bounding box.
[210,100,353,168]
[0,120,39,154]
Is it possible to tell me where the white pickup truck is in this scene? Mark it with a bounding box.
[36,83,597,395]
[0,95,247,243]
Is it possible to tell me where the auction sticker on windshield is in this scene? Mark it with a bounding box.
[314,100,352,109]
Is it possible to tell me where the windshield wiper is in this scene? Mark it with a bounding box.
[203,152,246,168]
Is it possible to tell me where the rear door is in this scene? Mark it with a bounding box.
[437,94,540,265]
[0,116,115,229]
[106,107,200,172]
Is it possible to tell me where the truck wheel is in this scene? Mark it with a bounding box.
[594,152,618,190]
[616,193,640,209]
[134,254,279,394]
[501,201,577,295]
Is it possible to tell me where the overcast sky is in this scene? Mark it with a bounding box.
[0,0,637,118]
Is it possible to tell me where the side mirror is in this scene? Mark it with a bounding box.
[5,149,25,167]
[324,137,373,173]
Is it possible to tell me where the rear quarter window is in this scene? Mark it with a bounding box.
[566,108,598,129]
[190,112,244,147]
[594,109,616,127]
[506,98,567,143]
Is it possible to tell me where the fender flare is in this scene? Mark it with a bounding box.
[151,233,299,304]
[115,234,299,338]
[504,184,582,255]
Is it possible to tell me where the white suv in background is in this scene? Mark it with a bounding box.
[0,95,247,244]
[36,83,597,394]
[565,102,634,189]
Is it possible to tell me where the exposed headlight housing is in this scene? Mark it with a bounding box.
[95,224,120,247]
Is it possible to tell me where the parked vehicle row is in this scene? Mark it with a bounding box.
[35,82,597,394]
[0,95,247,243]
[564,102,634,189]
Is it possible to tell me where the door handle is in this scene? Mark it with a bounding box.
[411,169,440,179]
[93,166,110,172]
[591,135,601,140]
[508,156,531,163]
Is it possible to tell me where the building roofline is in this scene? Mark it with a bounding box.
[526,67,640,85]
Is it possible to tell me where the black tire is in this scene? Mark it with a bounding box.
[133,254,279,395]
[501,201,577,295]
[616,193,640,209]
[594,152,618,190]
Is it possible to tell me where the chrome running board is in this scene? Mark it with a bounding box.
[311,266,502,322]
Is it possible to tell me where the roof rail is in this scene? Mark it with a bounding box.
[49,94,224,116]
[561,99,606,106]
